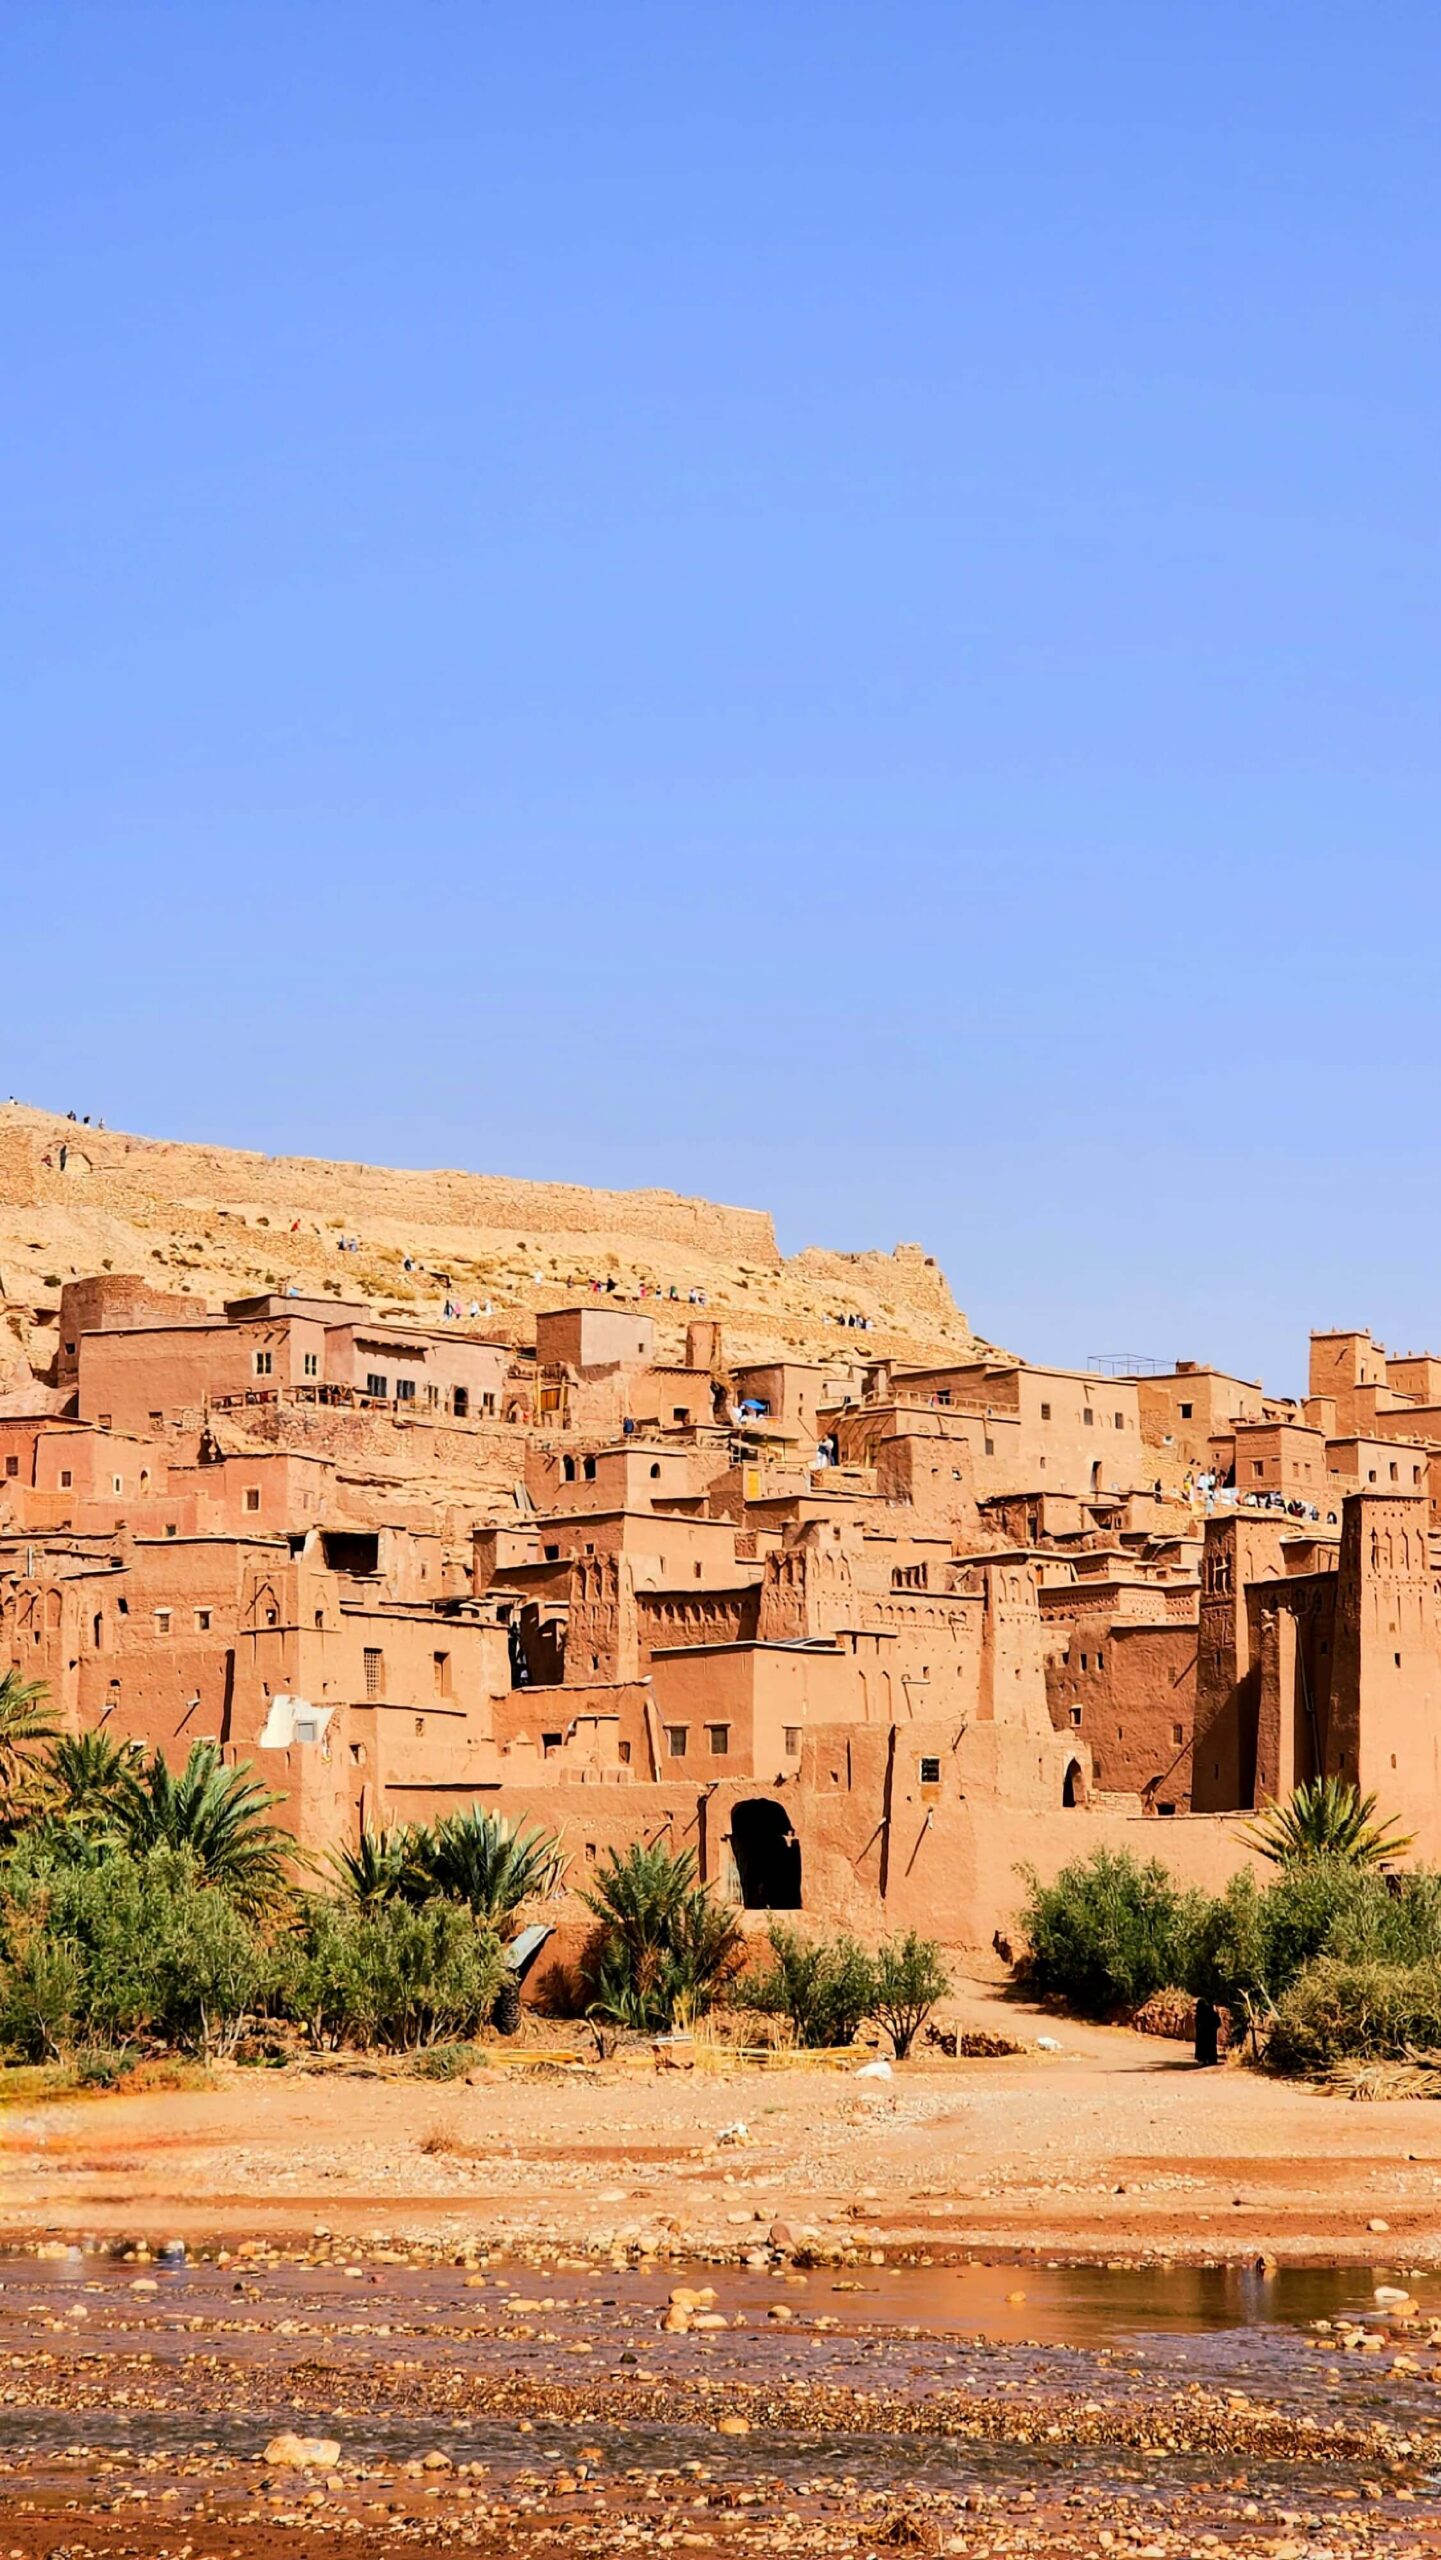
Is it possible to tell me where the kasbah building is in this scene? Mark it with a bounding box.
[3,1101,1440,1976]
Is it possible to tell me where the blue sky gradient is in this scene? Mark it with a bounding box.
[4,5,1439,1393]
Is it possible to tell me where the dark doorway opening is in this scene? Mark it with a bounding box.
[730,1798,801,1909]
[320,1530,380,1576]
[1062,1759,1086,1808]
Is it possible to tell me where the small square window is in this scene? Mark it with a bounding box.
[154,1608,171,1636]
[3,1455,15,1478]
[665,1724,689,1757]
[364,1647,384,1698]
[1171,1722,1184,1746]
[59,1469,72,1489]
[706,1722,730,1755]
[1113,1410,1124,1429]
[1179,1401,1193,1420]
[244,1487,261,1512]
[254,1350,272,1377]
[1083,1408,1093,1427]
[365,1372,388,1399]
[544,1542,561,1561]
[1069,1705,1082,1726]
[783,1726,802,1755]
[302,1351,319,1377]
[1039,1401,1051,1421]
[918,1754,942,1786]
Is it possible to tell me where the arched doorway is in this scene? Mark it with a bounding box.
[1062,1759,1087,1808]
[730,1799,802,1909]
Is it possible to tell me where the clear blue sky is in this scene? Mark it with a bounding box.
[5,5,1439,1394]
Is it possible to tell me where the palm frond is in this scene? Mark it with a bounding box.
[412,1807,567,1931]
[112,1740,293,1906]
[1243,1777,1414,1870]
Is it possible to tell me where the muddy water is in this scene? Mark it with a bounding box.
[2,2251,1439,2554]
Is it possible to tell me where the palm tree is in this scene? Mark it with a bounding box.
[113,1739,293,1905]
[1244,1775,1414,1869]
[0,1672,56,1789]
[328,1823,417,1911]
[45,1728,140,1831]
[0,1672,57,1832]
[414,1806,566,1933]
[582,1841,740,2030]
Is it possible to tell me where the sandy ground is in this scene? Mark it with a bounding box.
[5,1980,1441,2268]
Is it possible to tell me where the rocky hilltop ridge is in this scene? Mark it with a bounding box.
[0,1104,984,1384]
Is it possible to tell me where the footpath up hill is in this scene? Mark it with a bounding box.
[0,1106,984,1386]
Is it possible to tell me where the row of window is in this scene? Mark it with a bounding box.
[662,1724,809,1760]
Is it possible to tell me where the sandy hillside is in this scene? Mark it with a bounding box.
[0,1103,989,1385]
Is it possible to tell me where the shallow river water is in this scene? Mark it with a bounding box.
[2,2248,1439,2553]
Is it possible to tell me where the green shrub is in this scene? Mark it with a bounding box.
[1190,1862,1441,2014]
[1267,1957,1441,2075]
[73,2045,138,2088]
[408,2040,483,2079]
[737,1925,878,2047]
[1020,1849,1209,2017]
[0,1845,273,2059]
[278,1898,505,2052]
[872,1930,950,2059]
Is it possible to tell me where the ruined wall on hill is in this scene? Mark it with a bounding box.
[787,1240,969,1337]
[0,1111,781,1268]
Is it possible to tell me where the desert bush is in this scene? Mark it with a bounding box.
[1020,1849,1210,2017]
[1266,1956,1441,2076]
[1190,1861,1441,2016]
[278,1898,506,2052]
[737,1925,877,2047]
[409,2040,483,2079]
[0,1845,274,2059]
[872,1930,951,2058]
